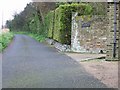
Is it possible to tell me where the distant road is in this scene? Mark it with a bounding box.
[2,34,107,88]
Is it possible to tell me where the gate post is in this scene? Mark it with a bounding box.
[118,1,120,60]
[106,1,119,61]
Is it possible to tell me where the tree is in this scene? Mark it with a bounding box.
[32,2,56,25]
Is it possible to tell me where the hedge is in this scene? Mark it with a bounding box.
[45,11,55,38]
[46,3,92,45]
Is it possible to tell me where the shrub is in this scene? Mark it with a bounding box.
[0,32,14,52]
[28,33,46,42]
[45,11,55,38]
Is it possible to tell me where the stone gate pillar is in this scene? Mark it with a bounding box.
[106,2,120,60]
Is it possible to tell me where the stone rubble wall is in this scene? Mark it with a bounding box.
[71,13,108,54]
[46,38,71,52]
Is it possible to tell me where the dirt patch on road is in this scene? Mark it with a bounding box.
[80,60,119,88]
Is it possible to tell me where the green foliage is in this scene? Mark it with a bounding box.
[28,33,46,42]
[55,2,67,8]
[0,32,14,52]
[45,11,54,38]
[6,3,46,37]
[87,2,107,15]
[13,31,46,42]
[54,8,62,43]
[29,14,41,34]
[46,3,93,45]
[59,3,93,15]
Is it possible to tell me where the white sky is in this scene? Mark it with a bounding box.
[0,0,119,29]
[0,0,32,29]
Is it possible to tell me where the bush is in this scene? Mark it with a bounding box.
[28,33,46,42]
[0,32,14,52]
[13,31,46,42]
[45,11,55,38]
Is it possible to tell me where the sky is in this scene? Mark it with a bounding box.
[0,0,119,29]
[0,0,32,29]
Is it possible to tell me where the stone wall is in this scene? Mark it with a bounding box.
[71,2,120,61]
[106,2,119,60]
[46,38,71,52]
[71,12,87,53]
[71,13,108,53]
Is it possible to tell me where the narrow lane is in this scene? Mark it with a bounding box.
[2,34,107,88]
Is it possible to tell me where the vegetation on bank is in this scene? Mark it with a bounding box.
[0,32,14,52]
[28,33,46,42]
[14,31,46,42]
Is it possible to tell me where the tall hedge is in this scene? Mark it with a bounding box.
[46,3,92,45]
[45,11,55,38]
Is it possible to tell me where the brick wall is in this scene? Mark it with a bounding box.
[106,2,119,60]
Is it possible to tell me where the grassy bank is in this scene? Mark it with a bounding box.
[14,31,46,42]
[0,32,14,52]
[28,33,46,42]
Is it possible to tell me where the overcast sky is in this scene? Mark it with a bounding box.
[0,0,118,29]
[0,0,32,29]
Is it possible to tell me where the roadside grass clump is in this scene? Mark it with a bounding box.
[0,32,14,52]
[28,33,46,42]
[14,31,46,42]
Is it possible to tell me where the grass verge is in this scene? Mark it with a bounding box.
[28,33,46,42]
[14,31,46,42]
[0,32,14,52]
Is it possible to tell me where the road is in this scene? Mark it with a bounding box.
[2,34,107,88]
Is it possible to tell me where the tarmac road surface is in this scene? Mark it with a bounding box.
[2,34,107,88]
